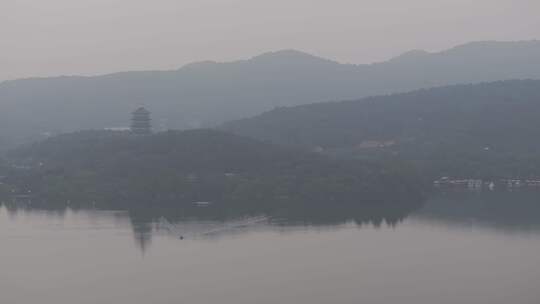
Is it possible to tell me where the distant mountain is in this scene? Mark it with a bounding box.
[222,80,540,179]
[1,40,540,149]
[3,130,422,207]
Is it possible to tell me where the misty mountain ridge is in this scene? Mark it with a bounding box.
[1,40,540,149]
[222,79,540,179]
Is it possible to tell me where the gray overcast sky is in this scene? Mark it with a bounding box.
[1,0,539,82]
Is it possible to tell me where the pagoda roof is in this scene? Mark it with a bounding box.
[133,107,150,114]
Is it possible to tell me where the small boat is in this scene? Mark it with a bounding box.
[193,201,212,207]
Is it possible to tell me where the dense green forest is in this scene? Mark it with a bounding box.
[223,80,540,179]
[3,130,423,208]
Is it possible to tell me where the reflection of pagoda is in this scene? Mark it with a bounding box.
[131,107,152,135]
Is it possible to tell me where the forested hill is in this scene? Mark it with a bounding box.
[2,40,540,149]
[222,80,540,179]
[4,130,422,207]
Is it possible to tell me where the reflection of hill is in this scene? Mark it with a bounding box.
[128,197,424,228]
[415,190,540,231]
[2,195,424,251]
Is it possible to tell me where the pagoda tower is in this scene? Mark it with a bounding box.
[131,107,152,135]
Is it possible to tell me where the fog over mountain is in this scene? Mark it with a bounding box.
[1,40,540,148]
[223,79,540,179]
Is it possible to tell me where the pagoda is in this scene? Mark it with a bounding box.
[131,107,152,135]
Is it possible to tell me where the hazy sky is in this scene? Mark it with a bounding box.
[1,0,539,82]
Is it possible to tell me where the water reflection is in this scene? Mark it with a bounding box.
[1,196,424,252]
[2,192,540,304]
[415,190,540,232]
[3,190,540,253]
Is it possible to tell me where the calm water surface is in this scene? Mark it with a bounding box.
[1,191,540,304]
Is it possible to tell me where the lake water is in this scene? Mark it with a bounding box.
[1,191,540,304]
